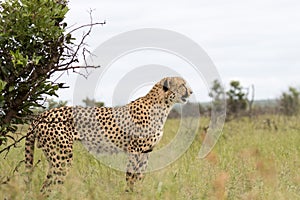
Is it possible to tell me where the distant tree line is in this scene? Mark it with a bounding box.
[36,97,104,111]
[168,80,300,119]
[209,80,253,120]
[208,80,300,119]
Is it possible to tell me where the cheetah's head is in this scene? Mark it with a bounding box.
[159,77,193,104]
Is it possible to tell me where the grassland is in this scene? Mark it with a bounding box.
[0,115,299,199]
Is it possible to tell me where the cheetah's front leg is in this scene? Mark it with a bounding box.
[126,153,149,192]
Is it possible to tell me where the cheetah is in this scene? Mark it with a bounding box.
[25,77,193,192]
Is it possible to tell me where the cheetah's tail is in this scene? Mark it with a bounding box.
[25,125,36,171]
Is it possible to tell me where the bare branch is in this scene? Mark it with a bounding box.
[0,135,27,157]
[5,134,16,143]
[55,65,100,72]
[68,21,106,34]
[50,9,103,79]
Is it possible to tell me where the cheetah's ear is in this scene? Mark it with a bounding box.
[163,78,169,92]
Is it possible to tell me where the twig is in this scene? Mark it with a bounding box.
[54,65,100,72]
[67,21,106,34]
[49,9,103,79]
[13,160,25,174]
[0,135,27,158]
[0,160,25,185]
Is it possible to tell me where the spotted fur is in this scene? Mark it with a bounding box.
[25,77,192,192]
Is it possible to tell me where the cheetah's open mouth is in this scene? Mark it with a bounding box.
[181,92,189,102]
[181,92,189,103]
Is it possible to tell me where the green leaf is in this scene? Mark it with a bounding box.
[8,86,15,92]
[0,136,8,144]
[0,80,7,92]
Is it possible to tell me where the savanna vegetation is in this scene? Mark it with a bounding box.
[0,116,299,199]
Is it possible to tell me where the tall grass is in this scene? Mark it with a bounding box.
[0,115,299,199]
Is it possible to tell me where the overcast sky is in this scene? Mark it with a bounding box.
[55,0,300,105]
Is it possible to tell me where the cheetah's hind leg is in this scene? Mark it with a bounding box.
[40,133,74,194]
